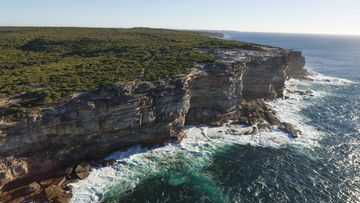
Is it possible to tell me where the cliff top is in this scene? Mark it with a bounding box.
[0,27,276,121]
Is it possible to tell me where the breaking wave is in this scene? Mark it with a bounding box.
[306,71,356,85]
[70,72,356,202]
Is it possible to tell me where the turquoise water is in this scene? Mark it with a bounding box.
[71,33,360,203]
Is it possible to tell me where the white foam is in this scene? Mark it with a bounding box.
[70,137,224,202]
[306,71,355,85]
[70,122,320,202]
[71,109,321,202]
[270,97,322,147]
[70,76,332,202]
[186,125,294,148]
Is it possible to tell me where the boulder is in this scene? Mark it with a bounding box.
[44,185,72,203]
[279,122,300,138]
[73,162,90,180]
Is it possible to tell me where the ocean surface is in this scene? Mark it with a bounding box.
[70,32,360,203]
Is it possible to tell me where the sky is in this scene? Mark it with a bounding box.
[1,0,360,35]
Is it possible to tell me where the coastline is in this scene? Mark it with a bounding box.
[69,71,355,202]
[0,31,306,202]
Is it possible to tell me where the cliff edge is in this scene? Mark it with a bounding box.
[0,40,306,202]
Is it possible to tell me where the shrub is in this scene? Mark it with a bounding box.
[0,27,248,110]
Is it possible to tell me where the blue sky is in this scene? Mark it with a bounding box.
[1,0,359,35]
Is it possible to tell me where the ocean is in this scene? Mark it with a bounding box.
[70,32,360,203]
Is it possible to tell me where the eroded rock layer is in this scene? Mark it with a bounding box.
[186,47,305,124]
[0,46,305,201]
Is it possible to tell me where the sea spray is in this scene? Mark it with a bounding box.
[70,74,353,202]
[70,138,232,202]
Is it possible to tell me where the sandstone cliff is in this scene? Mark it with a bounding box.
[0,46,305,201]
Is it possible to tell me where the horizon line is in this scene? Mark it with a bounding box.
[1,25,360,37]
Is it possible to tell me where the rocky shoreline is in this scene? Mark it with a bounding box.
[0,45,306,202]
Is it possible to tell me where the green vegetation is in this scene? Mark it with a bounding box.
[0,27,247,119]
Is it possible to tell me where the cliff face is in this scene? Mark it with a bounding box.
[0,78,190,191]
[0,46,305,196]
[186,47,305,124]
